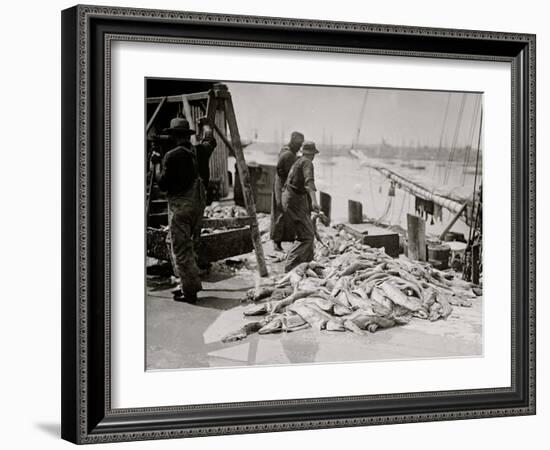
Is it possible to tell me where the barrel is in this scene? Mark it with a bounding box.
[427,244,451,270]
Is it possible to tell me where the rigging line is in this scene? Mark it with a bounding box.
[444,93,467,184]
[461,97,480,177]
[444,93,466,184]
[461,96,481,185]
[353,89,369,149]
[397,189,407,223]
[467,105,483,245]
[375,191,393,224]
[365,167,374,212]
[431,92,452,184]
[369,167,376,209]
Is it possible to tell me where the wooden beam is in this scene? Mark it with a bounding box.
[145,96,166,134]
[407,213,427,261]
[220,85,268,277]
[438,202,468,241]
[197,98,236,157]
[146,91,210,104]
[181,95,198,146]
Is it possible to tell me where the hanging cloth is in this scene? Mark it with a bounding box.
[433,203,443,222]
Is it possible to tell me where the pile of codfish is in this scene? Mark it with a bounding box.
[203,203,248,219]
[222,229,481,343]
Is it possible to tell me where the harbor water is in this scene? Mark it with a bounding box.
[239,142,481,239]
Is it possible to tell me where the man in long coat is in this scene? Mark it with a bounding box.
[270,131,304,251]
[282,141,320,272]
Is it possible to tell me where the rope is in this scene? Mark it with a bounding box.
[397,189,407,224]
[353,89,370,148]
[375,192,393,224]
[431,93,452,184]
[443,93,467,184]
[461,96,481,185]
[467,105,483,246]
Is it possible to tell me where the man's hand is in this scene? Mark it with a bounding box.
[311,201,321,213]
[150,151,162,165]
[198,116,211,127]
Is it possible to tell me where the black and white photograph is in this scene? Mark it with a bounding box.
[145,79,483,370]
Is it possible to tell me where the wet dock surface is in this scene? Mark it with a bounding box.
[146,248,482,370]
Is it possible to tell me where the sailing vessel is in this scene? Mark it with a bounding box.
[347,88,482,236]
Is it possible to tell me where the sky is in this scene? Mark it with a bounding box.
[227,81,482,148]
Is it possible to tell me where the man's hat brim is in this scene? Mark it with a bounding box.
[302,149,320,155]
[162,127,196,135]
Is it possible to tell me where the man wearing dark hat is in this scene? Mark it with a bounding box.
[152,116,217,303]
[270,131,305,252]
[282,141,321,272]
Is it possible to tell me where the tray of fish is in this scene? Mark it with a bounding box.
[203,203,248,219]
[222,228,481,343]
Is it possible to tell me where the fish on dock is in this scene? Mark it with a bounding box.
[222,220,481,343]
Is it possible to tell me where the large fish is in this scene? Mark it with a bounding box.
[297,296,335,313]
[289,304,329,330]
[259,317,284,334]
[334,290,352,308]
[435,293,453,320]
[333,304,353,316]
[351,314,396,332]
[281,312,309,332]
[243,303,271,316]
[370,286,394,312]
[246,286,275,302]
[344,284,374,311]
[343,320,368,336]
[222,320,267,343]
[340,261,374,276]
[326,320,346,331]
[380,281,424,312]
[271,289,317,314]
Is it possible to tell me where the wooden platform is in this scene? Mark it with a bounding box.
[341,222,400,257]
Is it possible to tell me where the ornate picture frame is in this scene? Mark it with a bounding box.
[61,5,535,444]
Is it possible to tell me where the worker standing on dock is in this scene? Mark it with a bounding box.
[282,141,321,272]
[151,116,217,303]
[271,131,305,252]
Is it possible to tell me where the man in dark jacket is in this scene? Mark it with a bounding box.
[282,141,320,272]
[152,116,216,303]
[270,131,304,251]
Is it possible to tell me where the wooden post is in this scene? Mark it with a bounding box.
[471,243,480,284]
[320,192,332,221]
[181,95,198,146]
[407,213,427,261]
[146,96,166,134]
[218,85,268,277]
[438,202,468,241]
[348,200,363,224]
[197,98,235,157]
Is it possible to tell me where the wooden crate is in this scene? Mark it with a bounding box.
[201,227,253,262]
[342,223,400,257]
[147,225,253,263]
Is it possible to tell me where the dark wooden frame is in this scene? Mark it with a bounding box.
[61,4,536,444]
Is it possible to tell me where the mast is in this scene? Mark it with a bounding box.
[352,89,369,149]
